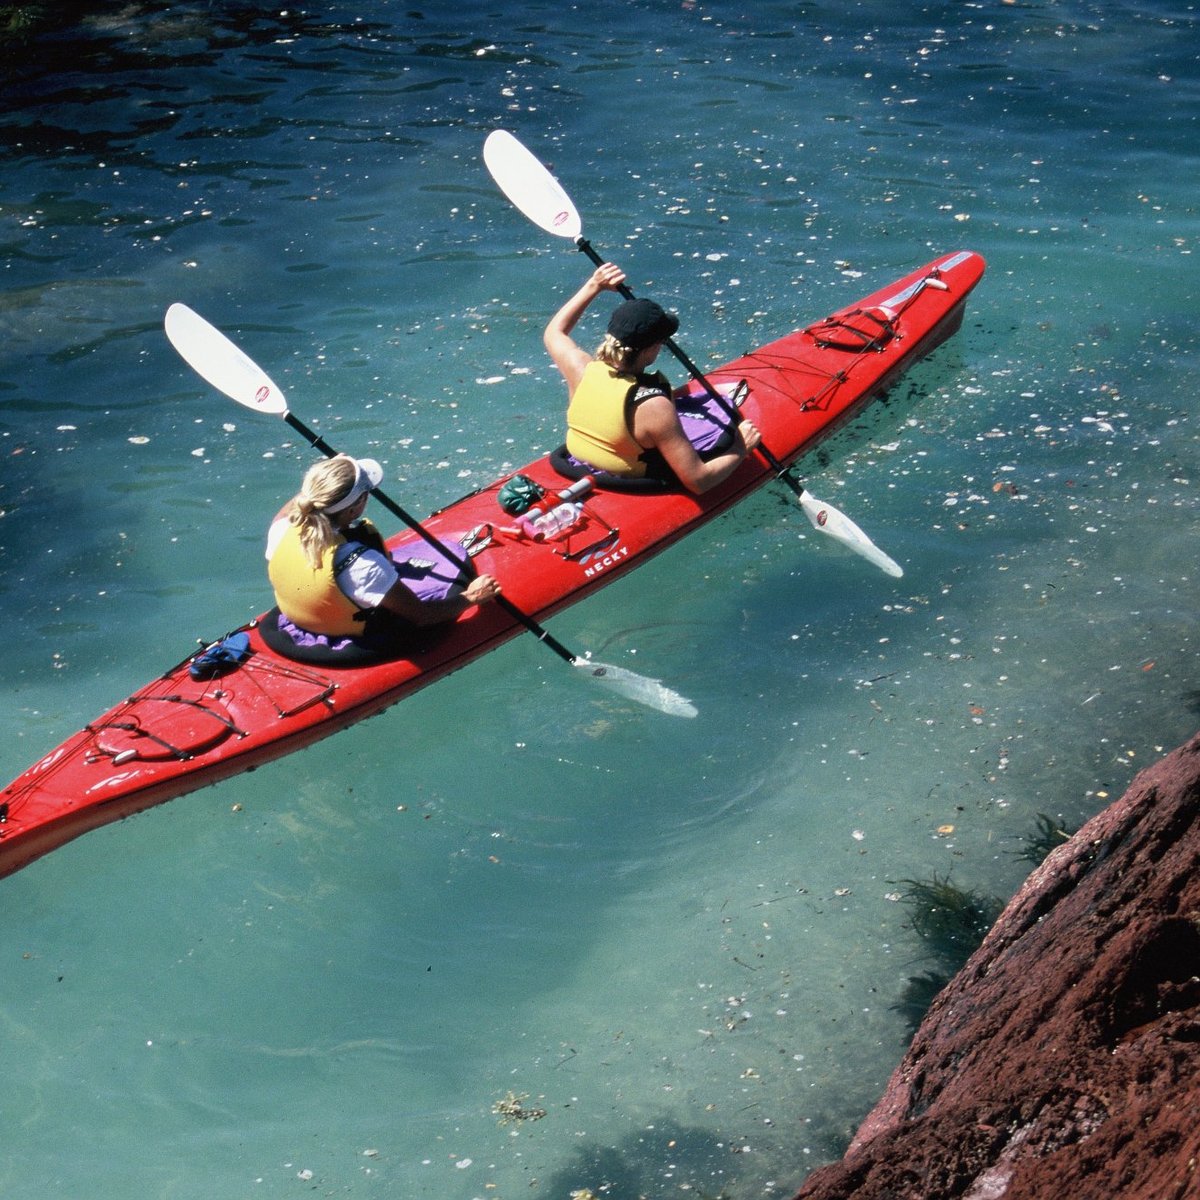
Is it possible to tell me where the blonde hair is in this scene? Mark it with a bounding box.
[287,455,359,568]
[595,334,637,372]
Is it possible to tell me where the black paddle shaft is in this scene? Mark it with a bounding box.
[574,237,803,497]
[282,411,579,666]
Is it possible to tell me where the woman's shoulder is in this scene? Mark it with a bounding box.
[264,514,293,559]
[631,371,671,403]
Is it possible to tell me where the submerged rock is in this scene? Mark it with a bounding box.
[795,732,1200,1200]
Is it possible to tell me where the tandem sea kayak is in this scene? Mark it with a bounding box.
[0,249,985,880]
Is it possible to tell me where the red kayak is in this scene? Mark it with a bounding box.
[0,250,985,879]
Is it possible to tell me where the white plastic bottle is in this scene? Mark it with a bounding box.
[517,476,593,540]
[529,501,583,540]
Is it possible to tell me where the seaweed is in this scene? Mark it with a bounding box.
[889,873,1002,1033]
[1013,812,1076,867]
[492,1091,546,1126]
[895,873,1002,967]
[1,5,48,46]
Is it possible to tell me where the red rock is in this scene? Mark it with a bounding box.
[795,732,1200,1200]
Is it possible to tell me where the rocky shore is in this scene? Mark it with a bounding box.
[795,732,1200,1200]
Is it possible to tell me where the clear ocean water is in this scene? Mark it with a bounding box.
[1,3,1196,1197]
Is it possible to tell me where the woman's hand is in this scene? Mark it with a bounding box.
[737,419,762,454]
[589,262,626,293]
[463,574,501,605]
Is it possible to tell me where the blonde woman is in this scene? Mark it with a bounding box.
[265,455,498,651]
[544,262,760,494]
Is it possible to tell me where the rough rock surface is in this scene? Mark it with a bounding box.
[795,731,1200,1200]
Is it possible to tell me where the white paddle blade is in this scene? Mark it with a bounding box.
[483,129,583,241]
[164,303,289,416]
[573,658,698,718]
[799,491,904,578]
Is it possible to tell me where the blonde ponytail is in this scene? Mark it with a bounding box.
[595,334,637,372]
[287,455,359,568]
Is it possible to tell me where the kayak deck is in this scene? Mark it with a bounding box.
[0,250,985,879]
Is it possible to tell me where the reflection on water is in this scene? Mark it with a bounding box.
[2,4,1198,1198]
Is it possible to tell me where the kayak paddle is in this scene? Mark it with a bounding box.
[482,128,904,579]
[163,302,698,719]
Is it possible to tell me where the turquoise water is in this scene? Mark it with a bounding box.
[1,3,1197,1197]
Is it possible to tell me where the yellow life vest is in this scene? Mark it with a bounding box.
[267,520,373,637]
[565,361,670,477]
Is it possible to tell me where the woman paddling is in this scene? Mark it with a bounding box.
[265,455,499,652]
[544,262,761,493]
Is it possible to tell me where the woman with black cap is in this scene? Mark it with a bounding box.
[544,262,760,494]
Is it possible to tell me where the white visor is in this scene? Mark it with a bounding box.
[325,456,383,513]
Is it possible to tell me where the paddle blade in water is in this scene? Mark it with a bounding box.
[799,490,904,578]
[164,303,289,416]
[573,658,698,718]
[483,130,583,241]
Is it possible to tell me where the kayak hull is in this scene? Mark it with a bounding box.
[0,251,985,879]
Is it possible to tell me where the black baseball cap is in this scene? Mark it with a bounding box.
[607,298,679,350]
